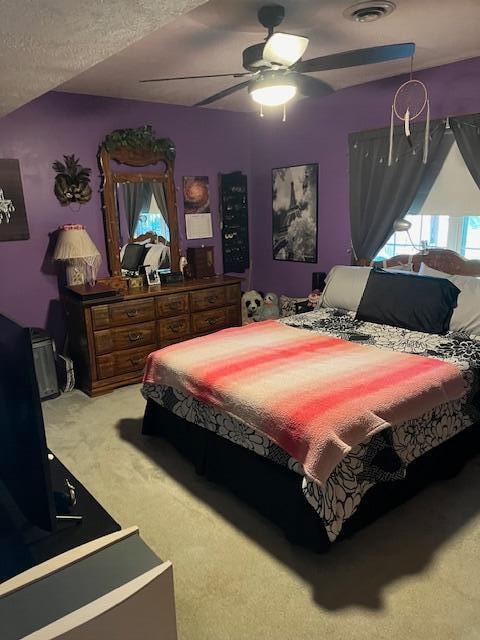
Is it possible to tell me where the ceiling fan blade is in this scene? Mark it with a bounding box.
[294,73,334,98]
[295,43,415,74]
[194,80,251,107]
[140,72,251,83]
[263,33,309,67]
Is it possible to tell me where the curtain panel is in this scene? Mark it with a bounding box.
[450,113,480,191]
[122,182,150,238]
[349,119,446,262]
[151,181,169,229]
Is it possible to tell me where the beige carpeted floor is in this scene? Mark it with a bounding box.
[43,386,480,640]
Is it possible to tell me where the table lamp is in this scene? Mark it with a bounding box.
[53,224,101,286]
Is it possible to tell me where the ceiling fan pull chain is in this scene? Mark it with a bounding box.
[282,104,287,122]
[260,104,264,118]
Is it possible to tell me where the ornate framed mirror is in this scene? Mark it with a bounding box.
[98,126,180,277]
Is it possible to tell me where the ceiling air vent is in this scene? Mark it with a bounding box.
[343,1,396,23]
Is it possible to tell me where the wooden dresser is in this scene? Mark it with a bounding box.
[63,276,241,396]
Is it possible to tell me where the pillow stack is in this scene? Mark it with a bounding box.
[321,265,418,313]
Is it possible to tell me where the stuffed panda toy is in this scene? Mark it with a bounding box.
[241,290,264,324]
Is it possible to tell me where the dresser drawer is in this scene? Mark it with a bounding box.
[226,304,241,327]
[225,284,241,305]
[96,345,154,379]
[158,314,190,342]
[157,293,189,318]
[190,287,226,313]
[94,321,156,355]
[91,299,155,330]
[192,308,227,334]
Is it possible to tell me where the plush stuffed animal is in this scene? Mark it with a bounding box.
[241,290,264,324]
[307,289,322,310]
[260,292,280,320]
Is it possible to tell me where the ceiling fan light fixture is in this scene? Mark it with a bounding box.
[250,84,297,107]
[263,33,309,67]
[249,72,297,107]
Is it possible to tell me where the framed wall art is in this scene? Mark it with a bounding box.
[183,175,213,240]
[272,163,318,263]
[0,159,29,241]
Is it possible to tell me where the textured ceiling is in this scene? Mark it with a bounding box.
[58,0,480,112]
[0,0,207,118]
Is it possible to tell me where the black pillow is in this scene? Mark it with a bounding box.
[121,243,148,272]
[355,269,460,334]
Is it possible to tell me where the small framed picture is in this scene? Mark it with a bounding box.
[146,267,161,287]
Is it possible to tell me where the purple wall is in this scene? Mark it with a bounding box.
[1,56,480,338]
[249,56,480,296]
[0,92,251,340]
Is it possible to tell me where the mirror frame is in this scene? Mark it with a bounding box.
[98,139,180,277]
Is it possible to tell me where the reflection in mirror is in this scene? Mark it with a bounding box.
[116,180,172,275]
[98,128,179,278]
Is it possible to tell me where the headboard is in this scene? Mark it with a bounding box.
[129,231,169,246]
[369,248,480,277]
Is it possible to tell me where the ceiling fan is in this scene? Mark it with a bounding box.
[140,4,415,108]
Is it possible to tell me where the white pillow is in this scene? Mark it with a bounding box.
[144,244,171,270]
[321,266,371,311]
[419,262,480,336]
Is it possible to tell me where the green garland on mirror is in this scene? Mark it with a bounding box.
[102,125,176,161]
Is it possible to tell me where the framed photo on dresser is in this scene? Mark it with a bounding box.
[272,163,318,263]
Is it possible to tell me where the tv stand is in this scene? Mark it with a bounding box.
[0,455,119,582]
[56,515,83,522]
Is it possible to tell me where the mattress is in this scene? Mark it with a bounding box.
[142,308,480,541]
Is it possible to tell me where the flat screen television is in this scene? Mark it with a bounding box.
[0,314,56,532]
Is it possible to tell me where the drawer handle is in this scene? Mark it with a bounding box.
[130,356,143,366]
[168,322,183,333]
[207,317,219,326]
[168,301,182,310]
[207,295,218,304]
[128,332,142,342]
[126,309,139,318]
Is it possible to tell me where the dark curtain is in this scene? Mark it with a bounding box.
[151,181,169,228]
[122,182,149,237]
[450,113,480,190]
[349,119,446,261]
[409,129,454,214]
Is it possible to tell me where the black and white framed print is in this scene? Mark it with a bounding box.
[0,159,29,241]
[272,163,317,263]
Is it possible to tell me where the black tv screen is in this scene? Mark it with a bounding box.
[0,314,56,531]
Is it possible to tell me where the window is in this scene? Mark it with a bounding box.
[463,216,480,260]
[133,193,170,241]
[376,214,480,261]
[376,134,480,261]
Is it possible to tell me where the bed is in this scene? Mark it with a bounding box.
[141,249,480,550]
[120,231,171,274]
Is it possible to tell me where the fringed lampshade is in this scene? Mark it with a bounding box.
[53,224,101,286]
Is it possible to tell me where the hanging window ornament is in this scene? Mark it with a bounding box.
[388,64,430,167]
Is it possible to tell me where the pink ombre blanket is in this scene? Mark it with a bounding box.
[143,320,465,484]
